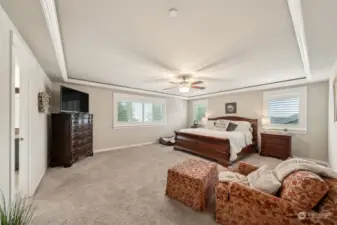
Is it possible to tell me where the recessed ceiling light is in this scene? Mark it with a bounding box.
[169,8,178,18]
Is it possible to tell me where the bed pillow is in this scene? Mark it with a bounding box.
[214,119,230,130]
[247,165,281,194]
[233,121,252,132]
[206,120,215,129]
[226,122,238,131]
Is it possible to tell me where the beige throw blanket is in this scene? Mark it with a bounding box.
[218,171,249,185]
[274,158,337,181]
[219,158,337,195]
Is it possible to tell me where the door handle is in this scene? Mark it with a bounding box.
[20,137,24,141]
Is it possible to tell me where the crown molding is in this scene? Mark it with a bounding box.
[67,78,189,100]
[188,77,328,100]
[287,0,311,80]
[66,77,328,101]
[40,0,68,81]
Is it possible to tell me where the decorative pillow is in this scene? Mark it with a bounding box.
[214,119,230,130]
[280,170,330,209]
[247,165,281,194]
[226,122,238,131]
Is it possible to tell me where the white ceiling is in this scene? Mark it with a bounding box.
[302,0,337,77]
[1,0,336,97]
[0,0,61,79]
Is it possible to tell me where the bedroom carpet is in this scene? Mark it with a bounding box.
[32,144,282,225]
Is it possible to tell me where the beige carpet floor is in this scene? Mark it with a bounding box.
[32,144,282,225]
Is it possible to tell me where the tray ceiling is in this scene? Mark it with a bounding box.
[1,0,336,98]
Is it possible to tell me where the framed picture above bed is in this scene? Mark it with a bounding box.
[225,102,237,114]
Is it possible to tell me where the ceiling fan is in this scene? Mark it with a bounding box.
[163,75,205,93]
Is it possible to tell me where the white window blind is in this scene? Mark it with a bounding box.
[114,94,166,128]
[263,87,307,133]
[269,97,299,125]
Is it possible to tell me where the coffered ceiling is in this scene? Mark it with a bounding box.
[1,0,336,98]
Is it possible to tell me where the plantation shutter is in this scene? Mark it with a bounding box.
[117,101,129,122]
[117,101,143,122]
[114,93,166,127]
[195,104,207,122]
[152,104,163,121]
[269,97,300,124]
[144,103,164,122]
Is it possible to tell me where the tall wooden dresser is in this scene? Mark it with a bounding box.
[51,113,93,167]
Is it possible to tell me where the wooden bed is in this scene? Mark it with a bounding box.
[174,116,258,167]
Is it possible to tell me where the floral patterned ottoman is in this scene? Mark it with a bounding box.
[165,159,218,211]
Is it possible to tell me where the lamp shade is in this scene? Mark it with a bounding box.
[201,116,208,125]
[261,117,271,126]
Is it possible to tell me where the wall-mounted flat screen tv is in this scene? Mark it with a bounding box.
[60,86,89,113]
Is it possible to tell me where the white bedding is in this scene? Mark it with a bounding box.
[178,128,253,161]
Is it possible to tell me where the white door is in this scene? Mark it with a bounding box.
[11,34,30,197]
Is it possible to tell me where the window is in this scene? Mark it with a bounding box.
[263,87,307,133]
[269,97,299,125]
[193,100,208,123]
[114,93,166,128]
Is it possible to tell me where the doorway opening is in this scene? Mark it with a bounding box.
[11,34,30,198]
[14,58,20,194]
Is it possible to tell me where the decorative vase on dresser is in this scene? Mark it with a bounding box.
[260,132,292,160]
[51,112,93,167]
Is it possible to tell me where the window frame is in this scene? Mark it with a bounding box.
[263,87,307,133]
[192,99,208,123]
[113,93,166,128]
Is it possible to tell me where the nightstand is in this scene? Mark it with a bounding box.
[260,132,292,160]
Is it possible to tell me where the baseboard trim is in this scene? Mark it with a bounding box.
[94,141,157,154]
[31,168,46,196]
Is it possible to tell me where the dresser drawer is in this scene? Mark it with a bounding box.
[263,136,289,145]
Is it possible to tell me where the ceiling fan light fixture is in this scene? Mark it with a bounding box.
[179,85,190,93]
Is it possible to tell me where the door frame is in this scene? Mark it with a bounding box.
[10,32,31,198]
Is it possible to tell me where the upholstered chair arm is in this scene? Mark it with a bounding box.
[215,181,231,223]
[236,162,259,176]
[229,182,309,217]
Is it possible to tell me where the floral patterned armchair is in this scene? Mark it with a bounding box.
[216,162,337,225]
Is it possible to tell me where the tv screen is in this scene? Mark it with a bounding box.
[60,86,89,112]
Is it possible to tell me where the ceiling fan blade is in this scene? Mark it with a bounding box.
[163,86,176,90]
[191,86,206,90]
[193,76,234,82]
[169,81,180,84]
[191,80,204,85]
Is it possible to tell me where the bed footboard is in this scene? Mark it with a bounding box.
[174,131,231,166]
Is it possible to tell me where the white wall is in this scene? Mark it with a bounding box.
[188,82,329,162]
[29,63,52,195]
[0,4,12,202]
[329,74,337,170]
[0,4,52,201]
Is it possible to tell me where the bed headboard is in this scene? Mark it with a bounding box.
[208,116,258,148]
